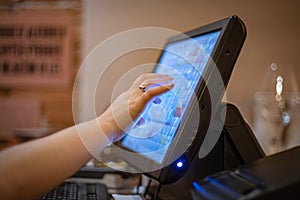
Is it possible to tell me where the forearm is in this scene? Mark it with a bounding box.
[0,119,110,200]
[0,73,173,200]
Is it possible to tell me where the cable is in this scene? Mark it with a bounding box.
[143,179,152,198]
[136,173,142,194]
[153,183,162,200]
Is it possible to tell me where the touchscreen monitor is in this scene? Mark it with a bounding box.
[121,30,221,164]
[109,15,246,184]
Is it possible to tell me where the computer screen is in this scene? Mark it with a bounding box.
[111,16,246,184]
[121,30,221,164]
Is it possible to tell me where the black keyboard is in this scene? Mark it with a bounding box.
[41,181,110,200]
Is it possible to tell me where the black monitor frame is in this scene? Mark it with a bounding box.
[109,15,248,184]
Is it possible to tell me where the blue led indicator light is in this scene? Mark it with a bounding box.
[176,161,183,168]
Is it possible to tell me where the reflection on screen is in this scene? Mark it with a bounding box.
[121,30,221,164]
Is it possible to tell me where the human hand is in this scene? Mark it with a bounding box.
[98,73,174,142]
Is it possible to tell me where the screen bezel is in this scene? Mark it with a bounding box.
[120,29,222,164]
[113,15,246,183]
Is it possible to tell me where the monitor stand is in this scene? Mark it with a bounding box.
[149,103,265,200]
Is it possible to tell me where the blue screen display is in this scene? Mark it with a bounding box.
[121,30,221,163]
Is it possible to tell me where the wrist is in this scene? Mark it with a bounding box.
[75,119,111,157]
[96,115,116,142]
[97,115,126,143]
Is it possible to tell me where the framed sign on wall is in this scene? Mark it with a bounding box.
[0,9,77,88]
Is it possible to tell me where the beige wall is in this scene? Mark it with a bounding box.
[79,0,300,130]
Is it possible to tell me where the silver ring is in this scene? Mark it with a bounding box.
[139,84,147,92]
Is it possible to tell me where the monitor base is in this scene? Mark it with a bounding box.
[152,103,265,200]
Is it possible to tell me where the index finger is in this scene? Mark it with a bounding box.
[131,73,171,89]
[139,82,174,104]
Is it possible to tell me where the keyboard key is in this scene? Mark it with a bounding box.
[41,181,109,200]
